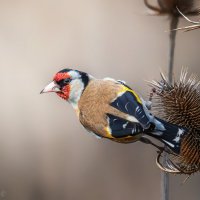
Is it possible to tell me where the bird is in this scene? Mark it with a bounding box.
[40,69,189,165]
[150,69,200,174]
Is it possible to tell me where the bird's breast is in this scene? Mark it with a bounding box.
[77,80,121,137]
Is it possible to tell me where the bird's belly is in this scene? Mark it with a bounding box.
[78,110,108,137]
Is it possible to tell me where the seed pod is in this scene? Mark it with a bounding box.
[144,0,198,16]
[150,69,200,174]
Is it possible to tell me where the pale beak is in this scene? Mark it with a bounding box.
[40,81,61,94]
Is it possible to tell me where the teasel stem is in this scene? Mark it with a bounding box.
[168,16,179,84]
[161,150,170,200]
[161,16,179,200]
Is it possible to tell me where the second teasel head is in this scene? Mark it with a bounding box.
[144,0,199,16]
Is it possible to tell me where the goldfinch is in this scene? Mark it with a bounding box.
[41,69,188,155]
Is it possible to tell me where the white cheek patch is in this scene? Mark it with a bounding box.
[68,79,84,109]
[69,71,81,79]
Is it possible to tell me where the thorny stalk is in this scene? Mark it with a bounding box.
[168,17,179,84]
[144,1,199,199]
[162,15,179,200]
[173,7,200,31]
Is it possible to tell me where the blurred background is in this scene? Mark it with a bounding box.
[0,0,199,200]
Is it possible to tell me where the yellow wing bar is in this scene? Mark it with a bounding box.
[119,85,142,105]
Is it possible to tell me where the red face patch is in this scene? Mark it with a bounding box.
[53,72,71,100]
[56,85,70,100]
[53,72,71,82]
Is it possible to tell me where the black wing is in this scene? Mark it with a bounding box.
[107,113,144,138]
[111,89,151,129]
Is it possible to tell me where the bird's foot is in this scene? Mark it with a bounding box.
[140,136,164,152]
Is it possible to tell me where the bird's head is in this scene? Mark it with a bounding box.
[41,69,91,107]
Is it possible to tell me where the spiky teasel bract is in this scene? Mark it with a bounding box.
[144,0,198,16]
[173,7,200,31]
[150,69,200,174]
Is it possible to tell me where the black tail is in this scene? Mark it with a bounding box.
[146,117,188,154]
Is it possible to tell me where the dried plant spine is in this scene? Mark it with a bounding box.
[144,0,198,16]
[150,69,200,174]
[173,7,200,31]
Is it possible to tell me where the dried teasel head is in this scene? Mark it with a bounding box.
[149,68,200,175]
[144,0,199,16]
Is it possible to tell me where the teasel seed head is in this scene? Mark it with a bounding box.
[150,68,200,174]
[144,0,199,17]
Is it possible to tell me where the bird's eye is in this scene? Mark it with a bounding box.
[63,78,71,84]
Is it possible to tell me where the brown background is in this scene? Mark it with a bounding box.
[0,0,199,200]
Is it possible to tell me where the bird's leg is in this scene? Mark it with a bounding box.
[149,87,156,101]
[145,88,156,110]
[140,136,164,152]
